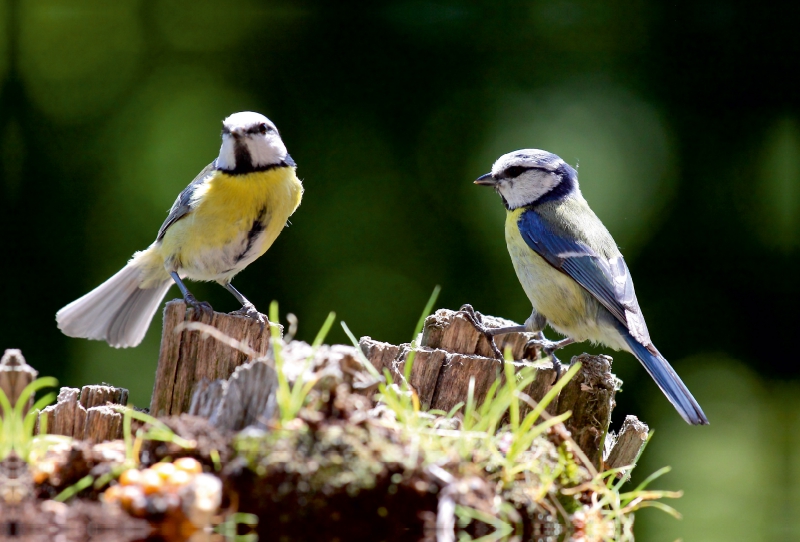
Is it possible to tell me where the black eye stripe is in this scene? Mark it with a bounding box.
[498,165,531,179]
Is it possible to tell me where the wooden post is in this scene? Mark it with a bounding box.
[150,300,276,417]
[0,349,38,415]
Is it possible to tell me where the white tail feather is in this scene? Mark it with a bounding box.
[56,262,172,348]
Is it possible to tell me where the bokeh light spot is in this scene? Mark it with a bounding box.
[753,116,800,252]
[637,356,780,541]
[470,81,677,255]
[18,0,144,122]
[154,0,307,52]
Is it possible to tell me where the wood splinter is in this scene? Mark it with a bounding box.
[604,415,650,478]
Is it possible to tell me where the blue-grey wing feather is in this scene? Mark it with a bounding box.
[156,161,217,242]
[517,209,652,345]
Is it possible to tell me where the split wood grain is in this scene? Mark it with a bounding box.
[79,385,128,410]
[604,415,650,479]
[39,388,84,438]
[189,361,278,431]
[421,308,531,360]
[38,384,129,443]
[150,300,275,417]
[83,406,124,444]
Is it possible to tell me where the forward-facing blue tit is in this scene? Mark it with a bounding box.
[474,149,708,425]
[56,111,303,348]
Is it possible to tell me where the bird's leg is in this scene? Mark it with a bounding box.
[170,272,213,316]
[525,333,575,380]
[459,304,507,359]
[223,282,266,329]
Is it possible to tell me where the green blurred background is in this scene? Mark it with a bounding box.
[1,0,799,539]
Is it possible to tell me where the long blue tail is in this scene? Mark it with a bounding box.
[615,323,709,425]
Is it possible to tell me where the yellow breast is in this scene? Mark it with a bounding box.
[158,167,303,281]
[505,208,602,341]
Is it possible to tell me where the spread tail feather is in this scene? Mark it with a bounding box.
[615,322,709,425]
[56,262,172,348]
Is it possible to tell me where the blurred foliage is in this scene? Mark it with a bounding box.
[0,1,799,540]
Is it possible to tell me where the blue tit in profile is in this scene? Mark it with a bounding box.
[472,149,708,425]
[56,111,303,348]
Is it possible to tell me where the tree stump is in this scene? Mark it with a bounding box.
[359,308,630,463]
[150,300,276,417]
[37,385,130,443]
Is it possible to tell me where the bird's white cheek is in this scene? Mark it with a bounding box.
[497,173,561,209]
[246,135,286,167]
[216,136,236,170]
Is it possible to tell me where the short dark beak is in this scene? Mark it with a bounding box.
[474,172,496,186]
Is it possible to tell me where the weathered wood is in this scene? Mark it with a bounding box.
[83,405,123,444]
[79,385,128,409]
[421,308,531,360]
[358,337,401,375]
[39,387,83,437]
[555,354,620,466]
[523,359,559,414]
[189,340,362,431]
[361,309,632,469]
[210,361,278,431]
[150,300,276,417]
[37,383,129,442]
[188,379,226,420]
[392,346,447,409]
[604,415,650,478]
[429,353,504,413]
[0,349,38,414]
[363,309,585,418]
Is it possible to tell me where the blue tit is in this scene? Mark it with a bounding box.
[56,111,303,348]
[473,149,708,425]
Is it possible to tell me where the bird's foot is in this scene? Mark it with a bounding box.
[460,304,503,359]
[230,302,267,331]
[525,334,574,352]
[184,295,213,317]
[525,333,574,381]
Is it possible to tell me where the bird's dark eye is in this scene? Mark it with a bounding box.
[501,166,529,179]
[258,123,268,135]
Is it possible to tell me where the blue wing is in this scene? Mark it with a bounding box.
[516,209,651,345]
[517,208,708,425]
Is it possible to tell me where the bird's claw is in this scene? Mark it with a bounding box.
[185,295,213,317]
[460,304,503,359]
[525,332,571,381]
[230,303,267,331]
[525,337,564,352]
